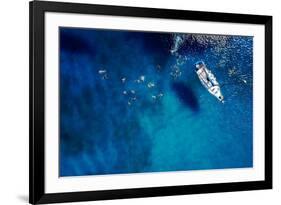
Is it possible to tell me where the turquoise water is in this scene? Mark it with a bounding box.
[59,28,253,176]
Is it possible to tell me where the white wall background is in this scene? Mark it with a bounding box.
[0,0,279,204]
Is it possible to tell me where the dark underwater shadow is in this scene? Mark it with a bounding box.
[60,29,94,54]
[171,82,200,112]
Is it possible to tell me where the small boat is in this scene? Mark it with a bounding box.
[195,61,224,103]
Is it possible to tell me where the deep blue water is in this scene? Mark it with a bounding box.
[59,27,253,177]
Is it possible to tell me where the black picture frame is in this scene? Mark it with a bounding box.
[29,1,272,204]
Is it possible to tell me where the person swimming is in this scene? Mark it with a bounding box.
[195,61,224,103]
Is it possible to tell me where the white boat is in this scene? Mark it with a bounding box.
[195,61,224,103]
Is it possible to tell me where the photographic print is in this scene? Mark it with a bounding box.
[30,2,272,203]
[59,28,253,177]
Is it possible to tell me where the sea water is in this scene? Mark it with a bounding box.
[59,28,253,176]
